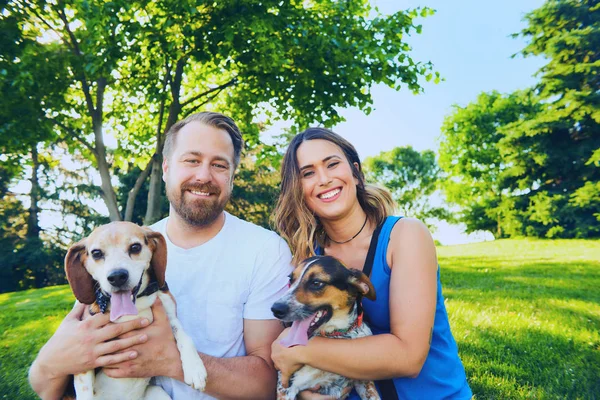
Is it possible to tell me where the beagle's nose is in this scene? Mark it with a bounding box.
[271,302,289,319]
[107,269,129,287]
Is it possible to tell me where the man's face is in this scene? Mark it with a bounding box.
[163,121,235,227]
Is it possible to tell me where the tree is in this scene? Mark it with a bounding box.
[363,146,452,231]
[439,91,541,237]
[439,0,599,239]
[504,0,600,237]
[5,0,437,226]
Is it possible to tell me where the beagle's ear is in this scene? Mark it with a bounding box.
[65,241,96,304]
[348,269,376,301]
[145,229,167,288]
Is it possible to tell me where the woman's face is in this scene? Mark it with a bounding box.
[295,139,359,220]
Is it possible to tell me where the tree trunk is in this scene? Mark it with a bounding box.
[27,145,41,239]
[93,78,121,221]
[143,58,186,225]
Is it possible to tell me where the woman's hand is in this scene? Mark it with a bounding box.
[103,298,184,381]
[271,328,307,388]
[33,302,149,379]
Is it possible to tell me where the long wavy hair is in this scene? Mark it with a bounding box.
[273,127,396,265]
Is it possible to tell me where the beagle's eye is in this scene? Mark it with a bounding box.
[91,249,104,260]
[129,243,142,254]
[309,280,325,290]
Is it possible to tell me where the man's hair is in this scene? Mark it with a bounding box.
[162,111,244,168]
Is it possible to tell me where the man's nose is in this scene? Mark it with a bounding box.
[194,163,212,183]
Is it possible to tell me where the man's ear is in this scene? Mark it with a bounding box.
[162,157,169,182]
[65,241,96,304]
[348,268,376,301]
[144,229,167,288]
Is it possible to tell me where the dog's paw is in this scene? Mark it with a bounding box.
[181,351,207,391]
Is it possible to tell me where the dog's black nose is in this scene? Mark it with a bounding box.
[271,302,289,319]
[107,269,129,287]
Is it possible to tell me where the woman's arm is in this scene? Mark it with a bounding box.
[272,218,437,383]
[29,303,149,400]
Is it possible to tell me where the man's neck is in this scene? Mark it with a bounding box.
[165,210,226,249]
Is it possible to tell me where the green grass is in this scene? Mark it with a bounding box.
[437,239,600,399]
[1,239,598,399]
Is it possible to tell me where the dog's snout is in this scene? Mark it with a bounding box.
[271,302,289,319]
[107,269,129,287]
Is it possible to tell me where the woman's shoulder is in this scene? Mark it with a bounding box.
[387,217,435,253]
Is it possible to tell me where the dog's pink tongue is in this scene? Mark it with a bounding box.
[280,314,315,347]
[110,291,137,322]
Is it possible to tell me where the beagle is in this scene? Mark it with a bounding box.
[271,256,381,400]
[64,222,206,400]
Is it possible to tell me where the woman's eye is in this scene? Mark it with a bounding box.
[302,171,314,178]
[91,249,103,260]
[328,161,340,168]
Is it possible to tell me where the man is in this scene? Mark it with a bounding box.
[29,111,293,399]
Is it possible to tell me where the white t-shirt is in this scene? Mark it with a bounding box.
[151,212,293,399]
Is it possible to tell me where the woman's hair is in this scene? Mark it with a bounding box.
[273,127,396,265]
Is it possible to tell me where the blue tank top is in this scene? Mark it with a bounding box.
[319,216,472,399]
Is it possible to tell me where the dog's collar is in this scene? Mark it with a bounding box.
[92,280,169,315]
[137,281,169,298]
[95,287,110,314]
[319,311,363,338]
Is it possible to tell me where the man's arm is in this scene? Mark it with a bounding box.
[196,319,283,399]
[105,305,283,400]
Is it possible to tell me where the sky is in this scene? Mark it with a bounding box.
[309,0,547,244]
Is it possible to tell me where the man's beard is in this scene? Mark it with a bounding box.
[167,181,230,227]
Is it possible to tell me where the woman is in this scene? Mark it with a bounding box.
[271,127,472,399]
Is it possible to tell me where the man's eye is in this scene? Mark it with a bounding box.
[91,249,103,260]
[185,159,199,164]
[129,243,142,254]
[213,163,227,169]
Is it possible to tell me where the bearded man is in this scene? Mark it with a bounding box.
[29,112,293,400]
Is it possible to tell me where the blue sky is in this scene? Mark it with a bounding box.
[333,0,546,244]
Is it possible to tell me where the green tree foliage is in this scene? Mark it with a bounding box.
[440,0,599,239]
[363,146,452,231]
[3,0,436,226]
[439,91,541,237]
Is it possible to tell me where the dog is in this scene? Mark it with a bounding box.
[271,255,381,400]
[64,221,207,400]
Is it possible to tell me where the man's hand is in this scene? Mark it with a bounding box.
[104,298,184,381]
[271,328,306,388]
[29,302,150,399]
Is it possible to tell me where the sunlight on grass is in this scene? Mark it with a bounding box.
[1,239,598,399]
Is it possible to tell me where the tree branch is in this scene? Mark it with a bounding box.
[124,155,156,221]
[51,119,98,156]
[55,2,96,115]
[26,4,68,47]
[181,78,238,107]
[184,86,231,115]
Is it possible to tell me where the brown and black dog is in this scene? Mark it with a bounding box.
[64,222,206,400]
[271,256,381,400]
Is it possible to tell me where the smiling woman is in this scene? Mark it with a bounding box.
[271,127,472,400]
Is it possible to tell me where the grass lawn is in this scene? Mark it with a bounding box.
[1,238,599,399]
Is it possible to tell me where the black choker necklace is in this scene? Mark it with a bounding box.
[327,216,368,245]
